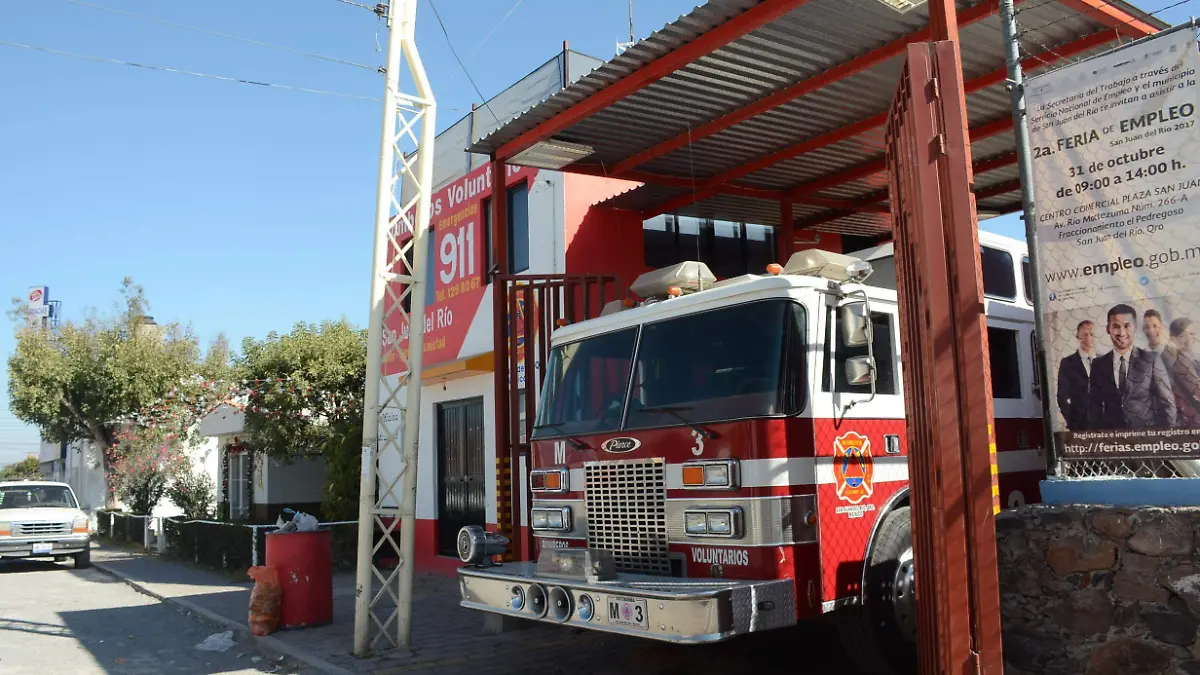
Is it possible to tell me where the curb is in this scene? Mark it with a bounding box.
[92,560,355,675]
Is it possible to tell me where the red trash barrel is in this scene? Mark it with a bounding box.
[264,529,333,628]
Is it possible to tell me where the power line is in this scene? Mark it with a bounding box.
[1018,0,1197,70]
[457,0,525,67]
[426,0,501,124]
[51,0,380,72]
[328,0,383,11]
[0,41,381,101]
[1020,0,1196,37]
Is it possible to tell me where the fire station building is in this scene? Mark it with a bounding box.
[386,30,1049,574]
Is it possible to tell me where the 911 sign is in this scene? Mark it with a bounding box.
[434,201,482,304]
[383,161,538,374]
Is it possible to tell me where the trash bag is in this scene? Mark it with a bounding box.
[195,630,236,652]
[247,566,282,636]
[292,512,319,532]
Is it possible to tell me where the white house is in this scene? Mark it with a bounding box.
[197,402,328,522]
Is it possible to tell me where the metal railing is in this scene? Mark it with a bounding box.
[94,511,358,571]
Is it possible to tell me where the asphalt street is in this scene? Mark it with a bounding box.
[0,559,301,675]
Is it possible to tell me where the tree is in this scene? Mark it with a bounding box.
[0,456,41,480]
[7,279,231,502]
[237,319,366,520]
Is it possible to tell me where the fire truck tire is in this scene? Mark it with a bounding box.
[836,506,917,675]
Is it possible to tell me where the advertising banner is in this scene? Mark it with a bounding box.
[26,286,48,328]
[383,162,536,376]
[1027,28,1200,460]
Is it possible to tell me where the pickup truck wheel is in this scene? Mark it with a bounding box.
[836,506,917,675]
[74,547,91,569]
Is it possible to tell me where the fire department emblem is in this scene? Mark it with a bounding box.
[833,431,874,505]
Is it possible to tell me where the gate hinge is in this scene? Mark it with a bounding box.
[934,133,947,157]
[970,650,982,675]
[930,76,941,100]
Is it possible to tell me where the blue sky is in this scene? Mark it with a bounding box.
[0,0,1189,464]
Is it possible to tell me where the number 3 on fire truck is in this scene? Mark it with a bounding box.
[553,440,566,464]
[690,429,704,456]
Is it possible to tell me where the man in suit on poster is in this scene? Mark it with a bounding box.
[1144,309,1169,354]
[1161,318,1200,428]
[1057,320,1097,430]
[1089,303,1176,429]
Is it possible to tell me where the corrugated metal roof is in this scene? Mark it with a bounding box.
[464,0,1166,237]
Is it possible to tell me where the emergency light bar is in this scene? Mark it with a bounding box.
[630,261,716,299]
[783,250,873,284]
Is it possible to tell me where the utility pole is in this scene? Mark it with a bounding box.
[998,0,1057,476]
[353,0,436,656]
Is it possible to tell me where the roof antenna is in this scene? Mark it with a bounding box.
[616,0,635,55]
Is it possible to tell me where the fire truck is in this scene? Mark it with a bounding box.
[456,231,1043,674]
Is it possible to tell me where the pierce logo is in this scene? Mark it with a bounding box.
[600,437,640,454]
[833,431,874,505]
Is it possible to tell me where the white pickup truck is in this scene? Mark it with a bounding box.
[0,480,91,568]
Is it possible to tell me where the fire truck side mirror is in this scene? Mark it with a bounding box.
[840,302,871,347]
[845,356,876,386]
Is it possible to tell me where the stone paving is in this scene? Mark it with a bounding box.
[92,543,862,675]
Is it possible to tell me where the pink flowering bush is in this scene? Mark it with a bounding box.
[105,427,188,515]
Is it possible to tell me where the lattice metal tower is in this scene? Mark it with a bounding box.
[352,0,436,655]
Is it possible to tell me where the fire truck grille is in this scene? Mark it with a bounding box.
[584,458,670,576]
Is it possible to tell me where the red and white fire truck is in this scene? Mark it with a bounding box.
[456,231,1044,673]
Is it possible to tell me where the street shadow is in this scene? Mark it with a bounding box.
[53,601,266,674]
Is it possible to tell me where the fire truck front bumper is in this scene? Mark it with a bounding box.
[458,562,796,643]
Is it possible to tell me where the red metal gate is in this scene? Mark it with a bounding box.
[492,274,619,561]
[885,42,1004,674]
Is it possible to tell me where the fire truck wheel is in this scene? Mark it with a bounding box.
[837,505,917,675]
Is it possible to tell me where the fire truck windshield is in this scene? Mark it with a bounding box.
[533,299,806,439]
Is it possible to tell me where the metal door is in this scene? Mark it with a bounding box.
[492,274,619,561]
[436,397,486,556]
[886,41,1003,673]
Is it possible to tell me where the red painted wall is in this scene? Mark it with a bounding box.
[562,173,650,294]
[791,231,843,256]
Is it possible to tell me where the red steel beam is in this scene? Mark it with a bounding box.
[564,163,785,200]
[1057,0,1157,36]
[787,117,1012,201]
[777,199,795,258]
[641,29,1114,218]
[566,159,887,212]
[493,0,814,162]
[787,152,1019,231]
[609,0,1003,175]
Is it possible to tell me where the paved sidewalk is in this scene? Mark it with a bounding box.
[92,543,856,675]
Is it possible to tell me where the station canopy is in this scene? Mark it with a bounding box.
[468,0,1165,240]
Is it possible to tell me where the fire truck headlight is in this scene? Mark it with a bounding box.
[577,593,594,621]
[683,508,743,538]
[707,512,732,535]
[685,512,708,535]
[531,507,572,532]
[703,464,729,487]
[680,459,739,490]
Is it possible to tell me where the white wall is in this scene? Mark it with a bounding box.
[66,441,107,515]
[378,372,496,524]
